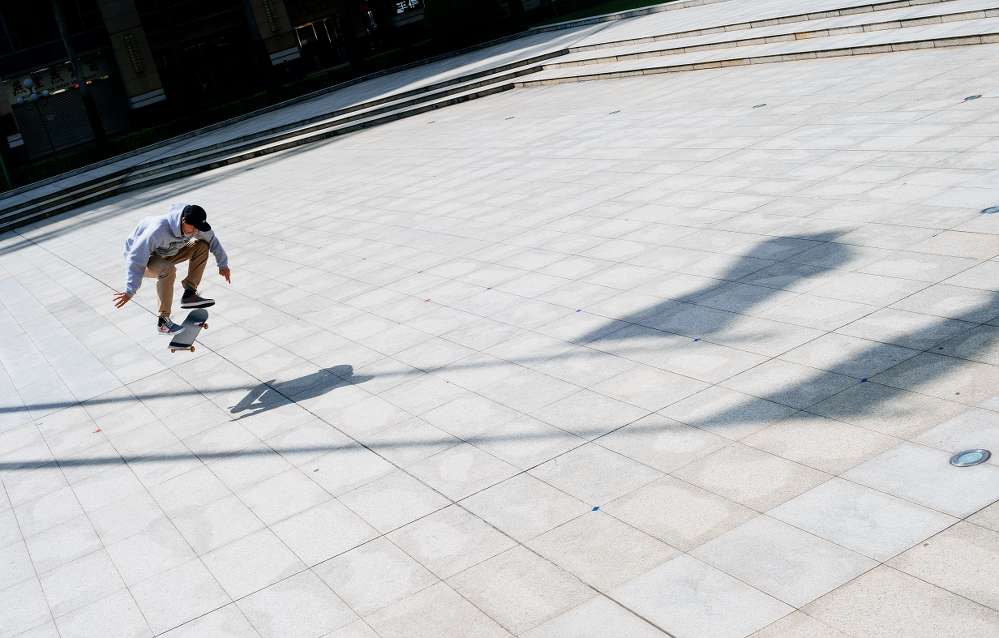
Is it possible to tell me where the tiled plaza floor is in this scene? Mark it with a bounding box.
[2,19,999,638]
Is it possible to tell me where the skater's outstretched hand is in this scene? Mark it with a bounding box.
[219,267,231,284]
[113,292,132,308]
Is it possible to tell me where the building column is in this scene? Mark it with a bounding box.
[95,0,166,109]
[248,0,301,65]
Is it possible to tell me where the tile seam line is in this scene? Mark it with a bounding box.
[12,409,162,636]
[0,275,120,427]
[0,480,63,637]
[693,242,999,416]
[21,258,685,638]
[5,58,992,480]
[7,205,994,633]
[9,178,997,400]
[12,200,997,425]
[11,224,686,638]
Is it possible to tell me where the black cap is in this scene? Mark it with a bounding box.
[181,204,211,232]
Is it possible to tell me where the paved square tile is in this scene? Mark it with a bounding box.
[769,478,957,561]
[691,515,876,607]
[448,546,595,634]
[24,516,102,575]
[521,595,669,638]
[366,582,511,638]
[237,571,356,638]
[106,517,195,586]
[810,381,968,440]
[604,476,755,552]
[338,470,449,532]
[314,537,438,615]
[461,474,589,541]
[743,411,896,474]
[599,413,729,473]
[270,499,378,566]
[202,529,305,599]
[130,559,230,635]
[803,566,999,638]
[158,604,257,638]
[749,612,850,638]
[888,522,999,611]
[39,549,124,618]
[529,443,661,505]
[612,555,792,638]
[54,589,152,638]
[843,443,999,517]
[672,443,831,512]
[171,494,264,555]
[408,444,518,501]
[529,510,676,590]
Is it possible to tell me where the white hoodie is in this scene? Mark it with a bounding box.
[122,203,228,295]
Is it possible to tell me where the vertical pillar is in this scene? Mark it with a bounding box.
[0,90,16,187]
[95,0,166,109]
[247,0,301,65]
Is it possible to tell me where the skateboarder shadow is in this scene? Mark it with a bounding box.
[229,364,372,418]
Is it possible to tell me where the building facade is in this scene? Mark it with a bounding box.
[0,0,425,167]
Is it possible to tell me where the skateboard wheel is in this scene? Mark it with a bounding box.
[170,348,176,353]
[202,323,208,330]
[191,346,196,352]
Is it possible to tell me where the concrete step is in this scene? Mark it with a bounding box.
[0,59,555,229]
[517,15,999,86]
[0,45,572,217]
[0,78,522,234]
[548,0,999,68]
[570,0,953,52]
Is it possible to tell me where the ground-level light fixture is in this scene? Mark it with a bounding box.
[950,449,991,467]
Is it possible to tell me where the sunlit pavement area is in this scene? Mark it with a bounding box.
[3,3,999,638]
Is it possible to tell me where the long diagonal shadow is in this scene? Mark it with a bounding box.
[3,236,997,474]
[686,293,999,430]
[578,231,848,344]
[4,297,995,474]
[0,232,849,416]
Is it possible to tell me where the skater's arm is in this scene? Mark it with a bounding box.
[122,226,157,295]
[201,230,230,283]
[202,231,228,270]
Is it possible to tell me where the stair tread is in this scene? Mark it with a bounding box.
[0,79,518,230]
[0,63,544,217]
[524,15,999,82]
[572,0,953,51]
[555,0,998,66]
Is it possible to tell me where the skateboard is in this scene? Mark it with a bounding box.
[169,309,208,353]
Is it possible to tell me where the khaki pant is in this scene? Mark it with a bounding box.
[143,240,209,317]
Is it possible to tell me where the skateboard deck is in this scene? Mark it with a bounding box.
[169,309,208,353]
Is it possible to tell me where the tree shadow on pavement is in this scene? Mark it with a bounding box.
[578,231,848,347]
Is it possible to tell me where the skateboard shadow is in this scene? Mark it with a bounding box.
[229,364,372,418]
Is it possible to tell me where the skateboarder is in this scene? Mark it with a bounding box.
[113,203,231,334]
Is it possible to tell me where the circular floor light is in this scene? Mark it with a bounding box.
[950,449,991,467]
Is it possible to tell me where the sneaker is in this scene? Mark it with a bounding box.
[158,316,183,335]
[181,288,215,309]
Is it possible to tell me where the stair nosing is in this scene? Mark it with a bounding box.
[552,6,993,68]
